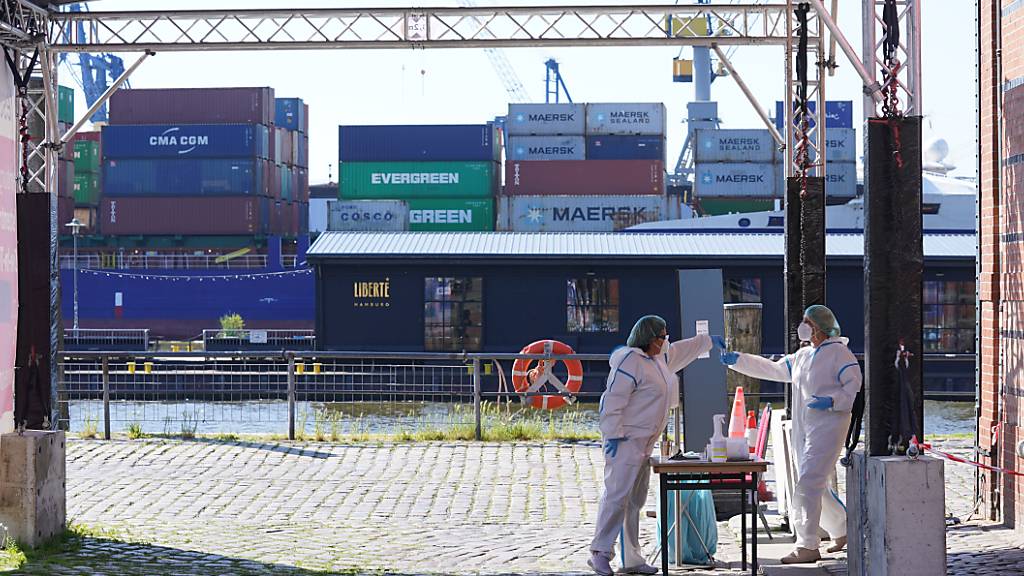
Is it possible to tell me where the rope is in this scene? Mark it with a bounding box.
[3,46,39,194]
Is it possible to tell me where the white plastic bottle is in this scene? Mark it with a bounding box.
[710,414,728,463]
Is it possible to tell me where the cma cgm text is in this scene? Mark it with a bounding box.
[371,172,460,185]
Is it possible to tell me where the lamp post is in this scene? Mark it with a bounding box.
[64,218,84,331]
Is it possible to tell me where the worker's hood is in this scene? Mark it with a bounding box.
[609,345,643,368]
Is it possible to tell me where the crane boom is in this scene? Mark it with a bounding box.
[456,0,530,103]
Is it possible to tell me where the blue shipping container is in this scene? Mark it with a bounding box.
[774,100,853,130]
[275,98,305,132]
[103,158,265,197]
[585,135,666,160]
[338,124,499,162]
[102,124,270,159]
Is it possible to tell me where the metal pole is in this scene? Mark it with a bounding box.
[60,50,155,144]
[287,353,296,440]
[102,356,110,440]
[711,44,785,148]
[72,227,78,330]
[473,358,482,441]
[673,407,683,566]
[806,0,883,104]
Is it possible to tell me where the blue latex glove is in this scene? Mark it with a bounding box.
[719,350,739,366]
[711,335,727,349]
[808,395,834,411]
[604,438,625,457]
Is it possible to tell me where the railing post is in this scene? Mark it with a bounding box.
[287,352,296,440]
[473,358,482,441]
[102,356,110,440]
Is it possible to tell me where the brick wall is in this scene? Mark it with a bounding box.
[981,0,1024,531]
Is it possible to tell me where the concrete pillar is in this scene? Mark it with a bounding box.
[0,431,66,547]
[847,452,946,576]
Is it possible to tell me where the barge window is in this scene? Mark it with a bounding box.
[424,277,483,351]
[725,278,762,303]
[567,278,620,333]
[923,280,975,354]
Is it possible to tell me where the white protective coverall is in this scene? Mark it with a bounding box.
[590,334,712,565]
[729,337,862,550]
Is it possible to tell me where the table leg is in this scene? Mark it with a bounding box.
[741,484,747,571]
[661,474,669,576]
[752,472,759,576]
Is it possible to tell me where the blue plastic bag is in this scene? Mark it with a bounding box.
[656,488,718,564]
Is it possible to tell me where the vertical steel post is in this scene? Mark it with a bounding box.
[102,356,110,440]
[287,353,296,440]
[473,358,482,441]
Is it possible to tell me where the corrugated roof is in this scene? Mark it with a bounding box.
[307,232,975,260]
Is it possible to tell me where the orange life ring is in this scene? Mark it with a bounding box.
[511,339,584,410]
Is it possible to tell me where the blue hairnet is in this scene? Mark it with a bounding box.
[627,315,667,349]
[804,304,841,337]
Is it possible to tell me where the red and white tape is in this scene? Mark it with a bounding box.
[912,436,1024,478]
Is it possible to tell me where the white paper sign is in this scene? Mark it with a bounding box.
[696,320,710,358]
[249,330,268,344]
[406,13,428,41]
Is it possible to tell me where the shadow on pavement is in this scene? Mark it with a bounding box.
[178,436,338,459]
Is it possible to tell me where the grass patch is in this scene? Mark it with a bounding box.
[0,534,26,570]
[126,422,144,440]
[929,432,975,440]
[78,413,98,440]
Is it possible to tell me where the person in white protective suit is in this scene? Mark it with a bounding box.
[715,304,862,564]
[588,315,713,576]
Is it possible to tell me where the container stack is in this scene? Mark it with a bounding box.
[99,87,308,238]
[273,97,310,238]
[498,102,673,231]
[336,125,500,232]
[692,128,781,216]
[774,100,857,201]
[70,131,100,233]
[56,85,76,232]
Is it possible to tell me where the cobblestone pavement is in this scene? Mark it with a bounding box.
[9,438,1024,575]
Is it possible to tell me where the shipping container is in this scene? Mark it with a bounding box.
[774,161,858,198]
[406,198,494,232]
[694,129,778,163]
[58,159,74,199]
[297,134,308,168]
[506,136,586,161]
[506,103,586,136]
[697,198,775,216]
[73,206,98,232]
[340,161,497,199]
[72,131,101,142]
[774,100,853,130]
[103,158,266,197]
[820,128,857,163]
[585,135,665,160]
[73,140,101,173]
[302,103,309,134]
[58,85,74,124]
[695,162,780,198]
[328,200,410,232]
[275,98,305,132]
[102,124,270,159]
[338,124,499,162]
[498,194,679,232]
[277,128,294,165]
[73,174,100,205]
[110,87,275,125]
[100,196,269,235]
[585,103,667,136]
[504,160,664,196]
[298,201,309,235]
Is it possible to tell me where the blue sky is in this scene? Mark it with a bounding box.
[66,1,977,184]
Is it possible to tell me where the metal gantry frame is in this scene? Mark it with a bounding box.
[782,0,827,177]
[862,0,921,118]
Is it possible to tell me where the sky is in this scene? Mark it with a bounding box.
[64,0,978,185]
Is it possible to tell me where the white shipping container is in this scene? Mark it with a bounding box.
[507,103,586,136]
[694,129,779,163]
[497,194,682,232]
[585,103,667,136]
[506,136,586,161]
[695,162,780,198]
[777,161,858,197]
[327,199,410,231]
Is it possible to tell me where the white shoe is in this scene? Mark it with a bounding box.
[826,535,847,553]
[619,563,659,574]
[588,551,614,576]
[780,547,822,564]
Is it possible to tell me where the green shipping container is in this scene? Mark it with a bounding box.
[73,141,100,174]
[73,174,100,206]
[698,198,774,216]
[58,85,74,125]
[339,161,497,199]
[407,198,494,232]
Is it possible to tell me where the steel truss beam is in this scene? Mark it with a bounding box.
[783,0,826,177]
[862,0,921,116]
[46,4,811,52]
[0,1,47,48]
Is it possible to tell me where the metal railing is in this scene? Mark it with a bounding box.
[57,350,973,441]
[63,328,150,352]
[60,254,301,270]
[201,329,316,351]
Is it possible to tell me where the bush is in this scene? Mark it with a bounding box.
[218,313,245,338]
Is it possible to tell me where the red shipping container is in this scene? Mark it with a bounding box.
[504,160,665,196]
[70,131,101,142]
[100,196,268,235]
[290,201,299,236]
[110,87,275,126]
[266,159,280,199]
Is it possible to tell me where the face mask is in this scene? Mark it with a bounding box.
[797,322,813,342]
[661,335,670,353]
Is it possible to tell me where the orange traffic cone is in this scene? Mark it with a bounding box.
[728,387,746,438]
